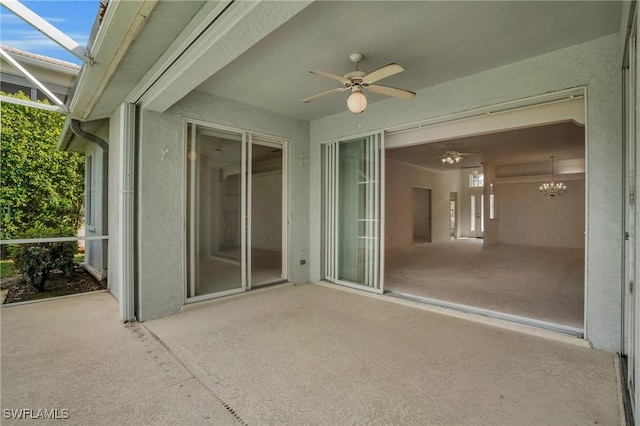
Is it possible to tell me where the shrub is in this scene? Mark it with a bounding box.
[8,226,77,292]
[1,92,84,249]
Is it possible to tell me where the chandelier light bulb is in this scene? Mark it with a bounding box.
[347,88,367,114]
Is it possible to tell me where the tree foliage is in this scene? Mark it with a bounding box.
[1,92,84,242]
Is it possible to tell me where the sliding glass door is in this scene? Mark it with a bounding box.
[186,124,246,301]
[323,133,384,293]
[186,123,288,302]
[248,135,288,289]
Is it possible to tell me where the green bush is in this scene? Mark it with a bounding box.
[1,92,84,250]
[8,226,77,292]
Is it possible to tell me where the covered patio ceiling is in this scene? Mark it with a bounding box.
[196,1,622,122]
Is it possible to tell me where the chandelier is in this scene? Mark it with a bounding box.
[539,156,566,196]
[441,150,463,165]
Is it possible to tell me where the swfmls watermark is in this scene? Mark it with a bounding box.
[3,408,69,420]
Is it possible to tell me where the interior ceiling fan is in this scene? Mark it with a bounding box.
[302,53,416,114]
[436,145,478,165]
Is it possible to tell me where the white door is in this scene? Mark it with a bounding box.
[449,192,458,238]
[470,193,484,238]
[323,133,385,294]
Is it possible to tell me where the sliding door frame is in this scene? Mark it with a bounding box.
[184,119,289,304]
[246,133,289,290]
[322,131,385,295]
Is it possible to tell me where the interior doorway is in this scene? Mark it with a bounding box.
[382,92,586,334]
[185,123,288,303]
[470,193,484,238]
[412,187,431,244]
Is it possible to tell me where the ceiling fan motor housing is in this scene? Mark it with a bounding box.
[344,70,366,82]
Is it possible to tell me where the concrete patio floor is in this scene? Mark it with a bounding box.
[1,284,624,425]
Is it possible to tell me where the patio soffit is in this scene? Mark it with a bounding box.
[195,1,622,122]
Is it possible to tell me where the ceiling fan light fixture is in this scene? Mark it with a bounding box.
[441,150,463,165]
[347,88,367,114]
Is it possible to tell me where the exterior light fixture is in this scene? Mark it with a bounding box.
[539,155,566,196]
[347,87,367,114]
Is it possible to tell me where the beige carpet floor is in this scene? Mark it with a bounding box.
[385,239,584,328]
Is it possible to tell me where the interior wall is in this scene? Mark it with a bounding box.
[385,158,460,248]
[498,181,585,248]
[138,91,310,321]
[310,33,622,351]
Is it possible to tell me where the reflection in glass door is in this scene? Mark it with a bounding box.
[186,124,246,300]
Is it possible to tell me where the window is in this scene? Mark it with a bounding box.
[480,194,484,233]
[469,172,484,188]
[86,155,94,229]
[489,183,495,219]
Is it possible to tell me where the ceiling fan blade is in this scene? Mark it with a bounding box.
[309,70,352,85]
[362,63,404,84]
[301,88,345,103]
[367,84,416,100]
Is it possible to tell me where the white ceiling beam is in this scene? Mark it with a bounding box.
[126,0,232,105]
[0,94,65,112]
[140,0,313,113]
[0,47,67,111]
[0,0,90,63]
[385,97,585,149]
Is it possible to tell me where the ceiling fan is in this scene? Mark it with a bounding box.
[302,53,416,114]
[436,145,478,165]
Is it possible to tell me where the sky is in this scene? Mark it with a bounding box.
[0,1,99,65]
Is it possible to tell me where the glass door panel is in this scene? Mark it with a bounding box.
[249,137,286,288]
[187,124,245,299]
[323,133,383,293]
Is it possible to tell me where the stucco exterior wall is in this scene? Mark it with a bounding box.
[309,33,623,351]
[137,91,310,321]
